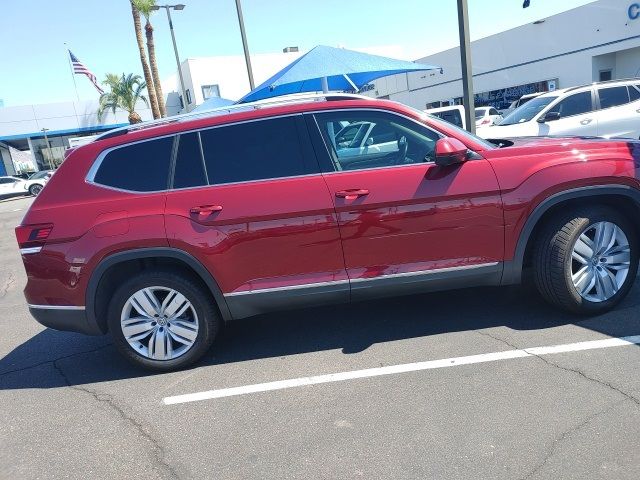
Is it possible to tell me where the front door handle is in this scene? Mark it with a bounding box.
[580,118,593,125]
[335,189,369,200]
[190,205,223,215]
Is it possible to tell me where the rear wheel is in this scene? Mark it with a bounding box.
[107,269,220,371]
[533,206,638,314]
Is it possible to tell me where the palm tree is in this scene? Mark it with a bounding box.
[133,0,167,117]
[130,0,160,119]
[98,73,149,124]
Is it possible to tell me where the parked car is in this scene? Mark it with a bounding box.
[477,79,640,140]
[425,105,465,129]
[475,106,503,127]
[0,176,28,198]
[16,93,640,370]
[500,92,544,116]
[24,170,53,196]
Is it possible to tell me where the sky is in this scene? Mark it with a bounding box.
[0,0,597,106]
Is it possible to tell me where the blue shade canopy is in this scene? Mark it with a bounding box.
[238,45,440,103]
[192,96,235,112]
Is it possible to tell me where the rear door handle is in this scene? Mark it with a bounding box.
[190,205,223,215]
[580,118,593,125]
[335,189,369,200]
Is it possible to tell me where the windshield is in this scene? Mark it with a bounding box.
[474,108,487,119]
[499,96,557,125]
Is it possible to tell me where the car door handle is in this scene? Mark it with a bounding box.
[190,205,223,215]
[580,118,593,125]
[335,189,369,200]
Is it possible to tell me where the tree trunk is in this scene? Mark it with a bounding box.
[130,2,160,119]
[128,111,143,124]
[145,20,166,117]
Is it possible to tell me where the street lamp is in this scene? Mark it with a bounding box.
[151,4,190,113]
[234,0,255,90]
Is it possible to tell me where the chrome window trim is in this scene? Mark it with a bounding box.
[224,279,350,297]
[85,107,451,194]
[28,304,86,311]
[20,246,42,255]
[223,263,498,296]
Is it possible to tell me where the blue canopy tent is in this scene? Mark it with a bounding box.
[192,96,235,112]
[238,45,441,104]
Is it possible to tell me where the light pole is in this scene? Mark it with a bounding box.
[234,0,255,90]
[456,0,475,134]
[151,4,190,113]
[40,128,54,169]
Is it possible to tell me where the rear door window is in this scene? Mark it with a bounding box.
[199,116,317,184]
[547,91,593,118]
[598,86,630,109]
[94,137,173,192]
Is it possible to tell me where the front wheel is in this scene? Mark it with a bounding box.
[29,184,43,196]
[107,270,220,371]
[533,206,638,315]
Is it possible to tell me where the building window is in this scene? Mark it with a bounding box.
[599,69,613,82]
[186,89,192,105]
[201,85,220,100]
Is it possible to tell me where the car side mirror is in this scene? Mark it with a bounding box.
[538,111,561,123]
[434,137,468,167]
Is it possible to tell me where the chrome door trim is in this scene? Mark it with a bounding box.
[28,304,86,311]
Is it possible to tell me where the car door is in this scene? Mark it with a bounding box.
[308,109,504,300]
[164,115,348,318]
[595,84,640,139]
[538,90,598,136]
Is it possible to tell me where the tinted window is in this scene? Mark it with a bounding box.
[599,86,630,109]
[315,111,440,172]
[0,178,13,184]
[94,137,173,191]
[629,86,640,102]
[547,91,593,118]
[200,116,310,184]
[173,133,207,189]
[489,108,500,116]
[434,110,463,128]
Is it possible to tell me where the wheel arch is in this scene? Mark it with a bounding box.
[502,185,640,285]
[86,247,233,334]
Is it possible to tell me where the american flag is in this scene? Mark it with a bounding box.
[69,50,104,95]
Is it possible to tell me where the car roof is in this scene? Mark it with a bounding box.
[537,78,640,99]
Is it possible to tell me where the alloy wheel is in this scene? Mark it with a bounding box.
[570,221,631,302]
[120,286,199,360]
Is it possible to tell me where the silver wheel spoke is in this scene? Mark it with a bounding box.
[573,234,594,260]
[572,266,595,295]
[168,320,198,344]
[130,288,161,318]
[596,267,617,299]
[121,286,199,361]
[163,292,191,319]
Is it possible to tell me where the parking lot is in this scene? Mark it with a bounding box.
[1,196,639,479]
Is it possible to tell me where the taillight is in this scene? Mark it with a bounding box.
[15,223,53,254]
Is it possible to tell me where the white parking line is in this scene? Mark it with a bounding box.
[163,335,640,406]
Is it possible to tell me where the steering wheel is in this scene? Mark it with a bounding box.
[394,136,408,165]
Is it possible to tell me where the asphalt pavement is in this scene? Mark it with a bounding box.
[1,196,639,479]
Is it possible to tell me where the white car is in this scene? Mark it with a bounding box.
[24,170,53,196]
[477,79,640,140]
[0,176,29,198]
[475,107,503,127]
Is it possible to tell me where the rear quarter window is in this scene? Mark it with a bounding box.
[93,137,174,192]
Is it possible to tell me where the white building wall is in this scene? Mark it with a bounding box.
[375,0,640,109]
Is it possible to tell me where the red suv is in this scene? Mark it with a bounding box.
[16,94,640,370]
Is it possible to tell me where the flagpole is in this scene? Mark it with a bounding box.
[64,43,80,103]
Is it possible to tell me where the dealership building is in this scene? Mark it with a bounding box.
[370,0,640,109]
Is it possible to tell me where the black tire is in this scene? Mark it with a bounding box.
[29,184,42,196]
[107,269,220,371]
[533,205,638,315]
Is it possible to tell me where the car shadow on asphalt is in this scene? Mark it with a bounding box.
[2,281,640,390]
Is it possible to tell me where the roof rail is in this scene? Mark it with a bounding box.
[95,92,370,141]
[564,77,640,93]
